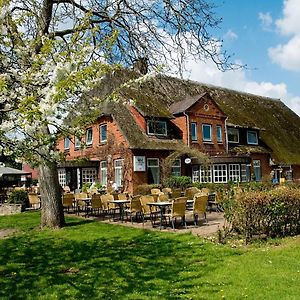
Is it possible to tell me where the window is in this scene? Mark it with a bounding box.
[86,128,93,146]
[147,120,167,136]
[82,168,97,184]
[247,130,258,145]
[58,168,66,187]
[100,161,107,187]
[99,124,107,143]
[147,158,160,184]
[114,159,124,187]
[202,124,212,142]
[213,164,227,183]
[74,136,81,149]
[229,164,240,182]
[241,164,250,182]
[191,122,197,141]
[171,159,181,177]
[64,137,70,150]
[192,166,200,183]
[227,128,239,143]
[200,165,212,183]
[216,125,222,142]
[253,160,261,181]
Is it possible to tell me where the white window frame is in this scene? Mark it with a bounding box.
[202,124,212,142]
[171,159,181,177]
[191,122,197,141]
[247,130,258,145]
[241,164,250,182]
[227,128,239,143]
[216,125,222,143]
[58,168,66,187]
[100,161,107,187]
[147,120,167,136]
[147,158,160,184]
[99,124,107,143]
[229,164,240,182]
[114,159,124,188]
[86,128,93,146]
[192,166,200,183]
[200,165,212,183]
[213,164,227,183]
[82,168,97,184]
[74,136,81,149]
[64,137,70,150]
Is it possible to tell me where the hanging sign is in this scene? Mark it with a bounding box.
[184,158,191,164]
[133,156,146,171]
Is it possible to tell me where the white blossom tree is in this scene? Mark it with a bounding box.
[0,0,238,228]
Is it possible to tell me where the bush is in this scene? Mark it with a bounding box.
[223,187,300,242]
[7,190,29,211]
[164,176,192,189]
[82,183,91,192]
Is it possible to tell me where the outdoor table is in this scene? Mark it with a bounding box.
[75,198,91,216]
[109,200,130,222]
[147,201,172,229]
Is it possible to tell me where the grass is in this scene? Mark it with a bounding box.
[0,212,300,299]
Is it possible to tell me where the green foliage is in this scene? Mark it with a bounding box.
[164,176,192,189]
[81,183,91,192]
[7,190,29,211]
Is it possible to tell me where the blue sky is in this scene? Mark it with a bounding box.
[184,0,300,116]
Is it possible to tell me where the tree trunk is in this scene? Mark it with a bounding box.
[38,162,65,228]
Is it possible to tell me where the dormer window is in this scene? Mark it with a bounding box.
[202,124,212,142]
[147,120,167,136]
[247,130,258,145]
[64,137,70,150]
[74,136,81,149]
[227,128,239,143]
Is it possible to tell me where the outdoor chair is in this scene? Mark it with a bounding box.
[164,197,187,230]
[157,193,169,202]
[124,196,144,224]
[62,193,75,213]
[75,192,89,215]
[63,185,71,193]
[151,188,161,195]
[191,193,208,226]
[184,187,200,200]
[170,188,182,199]
[208,191,224,212]
[102,194,119,219]
[89,194,102,216]
[140,195,158,224]
[28,193,41,209]
[201,188,210,195]
[162,187,172,195]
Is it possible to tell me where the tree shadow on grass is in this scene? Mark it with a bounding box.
[0,219,239,299]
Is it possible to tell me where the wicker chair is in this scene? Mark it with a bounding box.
[184,187,200,200]
[28,193,41,209]
[192,194,208,225]
[89,194,102,216]
[62,193,75,213]
[164,197,187,230]
[125,196,143,223]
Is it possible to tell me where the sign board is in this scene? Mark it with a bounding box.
[184,158,191,164]
[133,156,146,171]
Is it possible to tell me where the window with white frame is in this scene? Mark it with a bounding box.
[114,159,124,187]
[253,160,261,181]
[213,164,227,183]
[100,161,107,187]
[229,164,240,182]
[191,122,197,141]
[74,136,81,149]
[247,130,258,145]
[202,124,212,142]
[241,164,250,182]
[216,125,222,142]
[147,120,167,136]
[58,168,66,187]
[147,158,160,184]
[99,124,107,143]
[200,165,212,183]
[171,159,181,177]
[64,137,70,150]
[82,168,97,184]
[86,128,93,146]
[192,166,200,183]
[227,128,239,143]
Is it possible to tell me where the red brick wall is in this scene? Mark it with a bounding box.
[128,105,146,132]
[250,153,272,180]
[292,165,300,181]
[171,116,188,144]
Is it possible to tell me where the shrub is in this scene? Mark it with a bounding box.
[81,183,91,192]
[7,190,29,211]
[223,187,300,242]
[164,176,192,189]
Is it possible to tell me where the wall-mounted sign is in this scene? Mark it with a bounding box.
[133,156,146,171]
[184,158,191,164]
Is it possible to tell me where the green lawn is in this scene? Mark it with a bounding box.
[0,212,299,299]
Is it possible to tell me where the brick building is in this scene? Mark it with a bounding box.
[56,70,300,193]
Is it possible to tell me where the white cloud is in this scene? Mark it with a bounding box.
[268,0,300,71]
[184,58,300,116]
[223,29,238,41]
[258,12,273,31]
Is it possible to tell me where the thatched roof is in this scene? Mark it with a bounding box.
[80,69,300,164]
